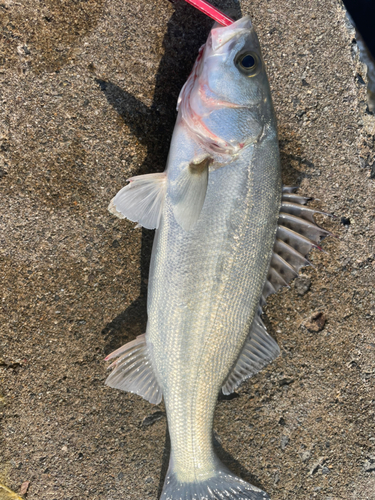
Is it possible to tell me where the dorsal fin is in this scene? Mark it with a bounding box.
[264,189,331,299]
[222,187,330,394]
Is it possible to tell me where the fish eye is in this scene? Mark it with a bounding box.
[236,52,259,76]
[241,54,255,68]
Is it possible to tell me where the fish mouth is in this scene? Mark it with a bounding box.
[210,15,253,51]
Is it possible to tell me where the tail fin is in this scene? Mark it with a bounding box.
[160,461,270,500]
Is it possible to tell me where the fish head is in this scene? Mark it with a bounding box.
[178,16,276,157]
[207,16,266,107]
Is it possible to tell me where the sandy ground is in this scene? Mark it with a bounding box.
[0,0,374,499]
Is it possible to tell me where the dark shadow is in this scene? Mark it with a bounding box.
[157,423,171,498]
[100,0,242,353]
[213,434,268,492]
[218,389,240,401]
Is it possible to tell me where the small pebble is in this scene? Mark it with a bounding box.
[20,481,30,495]
[341,216,351,227]
[280,435,289,450]
[142,411,166,427]
[303,311,326,332]
[295,276,311,296]
[301,451,311,462]
[309,457,325,475]
[364,455,375,472]
[279,377,294,386]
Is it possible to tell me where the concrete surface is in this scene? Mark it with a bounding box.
[0,0,374,499]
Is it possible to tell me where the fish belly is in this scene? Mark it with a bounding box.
[147,135,281,482]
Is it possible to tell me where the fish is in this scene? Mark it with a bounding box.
[105,15,329,500]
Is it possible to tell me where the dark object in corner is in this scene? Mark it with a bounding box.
[342,0,375,60]
[343,0,375,113]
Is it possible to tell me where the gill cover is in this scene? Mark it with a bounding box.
[177,16,274,157]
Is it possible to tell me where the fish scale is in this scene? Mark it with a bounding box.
[105,15,330,500]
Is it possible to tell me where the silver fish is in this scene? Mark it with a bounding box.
[106,16,329,500]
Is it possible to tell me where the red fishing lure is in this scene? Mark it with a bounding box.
[182,0,234,26]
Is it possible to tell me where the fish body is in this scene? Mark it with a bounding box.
[106,15,328,500]
[148,21,281,483]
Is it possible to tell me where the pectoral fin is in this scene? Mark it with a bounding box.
[108,172,167,229]
[170,157,211,231]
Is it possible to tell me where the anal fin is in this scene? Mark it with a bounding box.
[105,334,162,405]
[222,317,280,395]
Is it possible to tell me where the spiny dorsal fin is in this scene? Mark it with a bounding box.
[105,334,162,405]
[282,192,312,205]
[263,186,331,301]
[222,186,331,394]
[108,172,167,229]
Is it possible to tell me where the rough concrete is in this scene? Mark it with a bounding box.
[0,0,374,499]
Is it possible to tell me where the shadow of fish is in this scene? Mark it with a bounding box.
[105,15,330,500]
